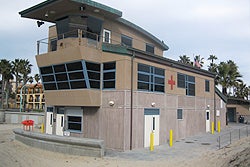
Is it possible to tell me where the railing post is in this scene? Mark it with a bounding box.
[37,41,40,55]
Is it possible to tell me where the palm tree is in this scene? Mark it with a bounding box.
[178,55,192,65]
[207,55,218,74]
[0,59,14,108]
[34,74,41,83]
[216,60,242,95]
[11,59,22,106]
[19,59,33,84]
[234,82,249,99]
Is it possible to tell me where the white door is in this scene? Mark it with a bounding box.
[144,109,160,147]
[56,114,64,136]
[206,110,210,132]
[46,111,53,134]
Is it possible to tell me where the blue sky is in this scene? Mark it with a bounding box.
[1,0,250,85]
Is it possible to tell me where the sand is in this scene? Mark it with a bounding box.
[0,124,249,167]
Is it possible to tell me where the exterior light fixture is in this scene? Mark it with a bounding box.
[109,101,115,106]
[151,102,156,107]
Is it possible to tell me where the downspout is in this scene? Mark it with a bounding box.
[214,80,216,131]
[130,51,135,150]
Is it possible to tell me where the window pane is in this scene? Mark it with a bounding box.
[187,83,195,96]
[103,62,115,70]
[177,74,185,88]
[138,82,149,90]
[88,71,100,80]
[205,80,210,92]
[177,109,183,119]
[104,72,115,80]
[138,73,150,82]
[154,85,164,92]
[121,35,132,47]
[70,81,86,89]
[44,83,57,90]
[154,68,164,76]
[90,81,100,89]
[138,64,150,73]
[66,61,83,71]
[68,116,82,131]
[146,44,154,54]
[40,66,53,74]
[86,62,100,72]
[155,77,164,85]
[69,72,84,80]
[103,81,115,88]
[54,64,66,73]
[55,73,68,81]
[187,75,195,82]
[57,82,70,89]
[42,75,55,82]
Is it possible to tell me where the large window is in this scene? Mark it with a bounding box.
[67,116,82,132]
[177,73,195,96]
[121,35,132,47]
[137,63,165,92]
[103,62,116,89]
[40,60,100,90]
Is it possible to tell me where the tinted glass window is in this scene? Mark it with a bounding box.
[69,72,84,80]
[55,73,68,81]
[40,66,53,74]
[54,64,66,73]
[177,73,185,88]
[146,44,154,54]
[70,81,86,89]
[121,35,132,47]
[86,62,100,72]
[42,75,55,82]
[66,62,82,71]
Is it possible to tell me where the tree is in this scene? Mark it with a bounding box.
[216,60,242,95]
[34,74,41,83]
[0,59,14,108]
[207,55,218,74]
[178,55,192,65]
[19,59,33,84]
[234,82,249,99]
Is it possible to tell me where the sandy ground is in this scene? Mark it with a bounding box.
[0,124,249,167]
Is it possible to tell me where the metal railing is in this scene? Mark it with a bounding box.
[218,125,250,149]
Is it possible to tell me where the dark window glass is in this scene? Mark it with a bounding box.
[70,81,86,89]
[177,73,185,88]
[138,64,150,73]
[154,68,164,76]
[103,62,115,70]
[40,66,53,74]
[155,77,164,85]
[187,83,195,96]
[138,73,150,82]
[187,75,195,82]
[103,72,115,80]
[121,35,132,47]
[42,75,55,82]
[146,44,154,54]
[57,82,70,90]
[55,73,68,81]
[86,62,100,72]
[88,71,100,80]
[138,82,149,90]
[177,109,183,119]
[103,81,115,89]
[50,38,57,51]
[44,83,57,90]
[68,116,82,131]
[69,72,84,80]
[54,64,66,73]
[66,62,83,71]
[205,80,210,92]
[154,85,165,92]
[90,81,100,89]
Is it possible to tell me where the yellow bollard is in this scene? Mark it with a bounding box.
[169,129,173,147]
[211,122,214,134]
[40,123,44,133]
[150,132,154,151]
[218,121,221,133]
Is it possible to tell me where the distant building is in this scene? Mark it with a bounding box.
[16,83,45,111]
[20,0,226,150]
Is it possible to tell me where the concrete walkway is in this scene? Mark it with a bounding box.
[106,123,250,161]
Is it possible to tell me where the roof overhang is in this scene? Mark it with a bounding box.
[19,0,122,23]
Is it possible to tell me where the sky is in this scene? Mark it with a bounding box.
[1,0,250,85]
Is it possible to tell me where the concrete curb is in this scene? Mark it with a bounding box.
[13,128,105,157]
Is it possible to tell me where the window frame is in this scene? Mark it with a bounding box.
[177,73,195,96]
[205,80,210,92]
[67,116,82,132]
[103,29,111,43]
[121,34,132,47]
[177,109,183,120]
[146,43,155,54]
[103,62,116,89]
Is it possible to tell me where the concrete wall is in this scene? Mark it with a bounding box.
[4,111,44,125]
[13,128,104,158]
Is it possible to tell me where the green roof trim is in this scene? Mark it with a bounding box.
[19,0,122,18]
[117,18,169,51]
[102,43,130,55]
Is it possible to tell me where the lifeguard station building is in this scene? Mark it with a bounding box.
[20,0,226,151]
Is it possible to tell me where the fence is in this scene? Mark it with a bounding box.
[218,125,250,149]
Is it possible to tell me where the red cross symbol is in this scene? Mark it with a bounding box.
[168,75,175,90]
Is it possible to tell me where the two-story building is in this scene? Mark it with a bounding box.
[20,0,226,151]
